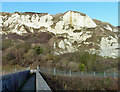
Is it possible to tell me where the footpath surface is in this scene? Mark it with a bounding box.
[20,74,35,91]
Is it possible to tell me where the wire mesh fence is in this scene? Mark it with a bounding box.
[39,67,118,78]
[1,66,118,78]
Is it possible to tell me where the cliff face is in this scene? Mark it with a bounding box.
[0,11,119,58]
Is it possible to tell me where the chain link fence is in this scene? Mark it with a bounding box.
[1,66,118,78]
[39,67,118,78]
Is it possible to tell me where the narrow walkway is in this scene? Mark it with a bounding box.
[36,71,51,91]
[20,74,36,91]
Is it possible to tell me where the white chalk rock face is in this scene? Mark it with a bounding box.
[1,11,119,58]
[62,11,97,28]
[104,25,113,31]
[113,28,118,32]
[0,15,3,27]
[21,14,53,28]
[2,11,97,35]
[0,15,2,35]
[58,40,65,50]
[3,13,54,34]
[99,36,118,58]
[54,11,97,35]
[55,21,64,32]
[56,39,77,54]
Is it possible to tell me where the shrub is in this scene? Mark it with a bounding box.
[40,44,52,54]
[80,52,91,65]
[42,73,118,90]
[62,59,69,69]
[15,42,31,53]
[2,39,13,50]
[68,62,79,71]
[104,78,111,87]
[46,53,53,61]
[68,24,74,29]
[23,49,35,60]
[34,46,43,54]
[78,63,85,71]
[3,52,15,61]
[3,46,17,61]
[57,59,69,70]
[79,52,97,71]
[73,29,82,33]
[53,55,60,62]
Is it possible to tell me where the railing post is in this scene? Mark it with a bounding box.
[94,71,96,76]
[3,71,4,75]
[15,68,17,72]
[104,71,106,77]
[114,72,116,78]
[69,70,71,76]
[28,66,30,70]
[37,66,39,70]
[82,71,83,76]
[54,67,56,76]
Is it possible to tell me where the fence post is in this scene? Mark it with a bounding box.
[94,71,96,76]
[3,71,4,75]
[82,71,83,76]
[54,67,56,76]
[104,71,106,77]
[37,66,39,70]
[69,70,71,76]
[28,66,30,70]
[114,72,116,78]
[15,68,17,72]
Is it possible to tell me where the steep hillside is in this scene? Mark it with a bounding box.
[0,11,119,58]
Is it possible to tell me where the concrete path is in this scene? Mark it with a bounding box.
[36,70,51,91]
[20,74,35,91]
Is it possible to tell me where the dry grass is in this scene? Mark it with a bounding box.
[42,73,118,91]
